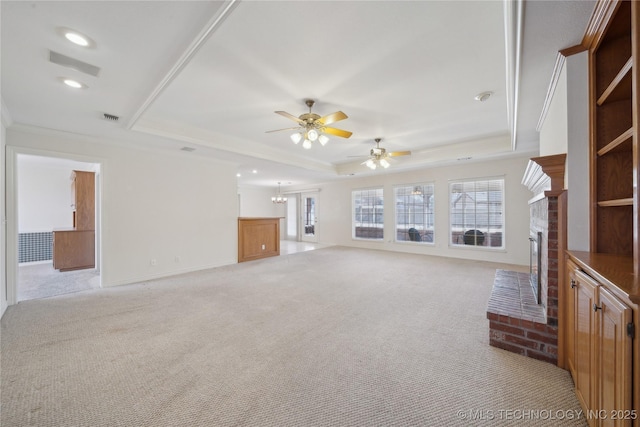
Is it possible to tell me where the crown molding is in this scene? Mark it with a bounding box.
[126,0,239,130]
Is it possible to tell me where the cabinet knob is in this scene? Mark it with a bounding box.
[593,303,602,312]
[570,279,576,288]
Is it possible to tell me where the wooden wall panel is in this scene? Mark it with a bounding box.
[238,218,280,263]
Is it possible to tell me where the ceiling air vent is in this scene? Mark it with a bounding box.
[49,50,100,77]
[103,113,119,122]
[180,147,196,152]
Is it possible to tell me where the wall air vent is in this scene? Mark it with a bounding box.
[103,113,119,121]
[49,50,100,77]
[180,147,196,152]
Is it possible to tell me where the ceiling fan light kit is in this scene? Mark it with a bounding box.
[360,138,410,170]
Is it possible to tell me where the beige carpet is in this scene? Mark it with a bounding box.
[1,246,587,426]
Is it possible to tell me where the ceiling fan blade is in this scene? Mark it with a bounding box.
[275,111,304,124]
[265,127,301,133]
[322,127,352,138]
[388,151,411,157]
[318,111,348,126]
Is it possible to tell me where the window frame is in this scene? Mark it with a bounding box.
[393,182,435,245]
[352,187,384,241]
[448,176,505,250]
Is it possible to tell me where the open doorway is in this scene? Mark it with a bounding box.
[16,154,101,301]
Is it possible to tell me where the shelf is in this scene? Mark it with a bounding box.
[597,127,633,156]
[597,198,634,207]
[597,57,632,106]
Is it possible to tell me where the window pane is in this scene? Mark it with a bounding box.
[394,184,435,243]
[449,178,504,248]
[353,188,384,240]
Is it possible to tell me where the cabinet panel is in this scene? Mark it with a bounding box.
[72,171,95,231]
[237,218,280,263]
[574,270,599,425]
[53,230,95,271]
[566,261,578,379]
[597,287,633,427]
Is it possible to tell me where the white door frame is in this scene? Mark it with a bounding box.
[5,146,104,306]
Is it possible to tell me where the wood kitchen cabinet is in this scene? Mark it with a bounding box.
[566,253,635,427]
[71,170,95,230]
[53,170,95,271]
[53,229,95,271]
[569,264,599,421]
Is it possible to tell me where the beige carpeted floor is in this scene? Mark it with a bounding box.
[1,246,587,426]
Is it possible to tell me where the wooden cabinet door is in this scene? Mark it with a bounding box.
[596,287,632,427]
[574,270,599,426]
[53,230,95,271]
[566,262,578,380]
[73,171,95,231]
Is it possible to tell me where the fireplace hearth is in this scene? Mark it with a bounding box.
[486,154,566,364]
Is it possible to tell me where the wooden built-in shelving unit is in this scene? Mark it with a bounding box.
[564,1,639,425]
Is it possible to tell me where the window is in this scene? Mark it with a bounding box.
[449,178,504,248]
[353,188,384,240]
[394,184,435,243]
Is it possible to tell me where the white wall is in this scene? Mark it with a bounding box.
[288,156,532,266]
[237,185,287,238]
[17,156,96,232]
[1,117,7,318]
[6,125,239,294]
[237,186,283,217]
[538,52,590,252]
[566,51,590,251]
[539,65,569,157]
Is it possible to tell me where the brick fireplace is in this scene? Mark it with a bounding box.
[486,154,566,364]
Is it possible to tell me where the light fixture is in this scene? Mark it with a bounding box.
[271,182,288,204]
[411,186,423,195]
[61,78,87,89]
[58,27,95,48]
[292,128,329,148]
[65,31,89,47]
[474,91,493,102]
[307,129,318,141]
[284,100,350,149]
[365,157,390,170]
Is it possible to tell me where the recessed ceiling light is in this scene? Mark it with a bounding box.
[236,173,242,177]
[61,78,87,89]
[252,169,258,174]
[474,91,493,102]
[58,27,95,48]
[65,31,89,47]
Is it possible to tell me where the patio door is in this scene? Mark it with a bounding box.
[301,192,318,243]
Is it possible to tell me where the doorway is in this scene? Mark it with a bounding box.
[300,192,318,243]
[8,150,102,303]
